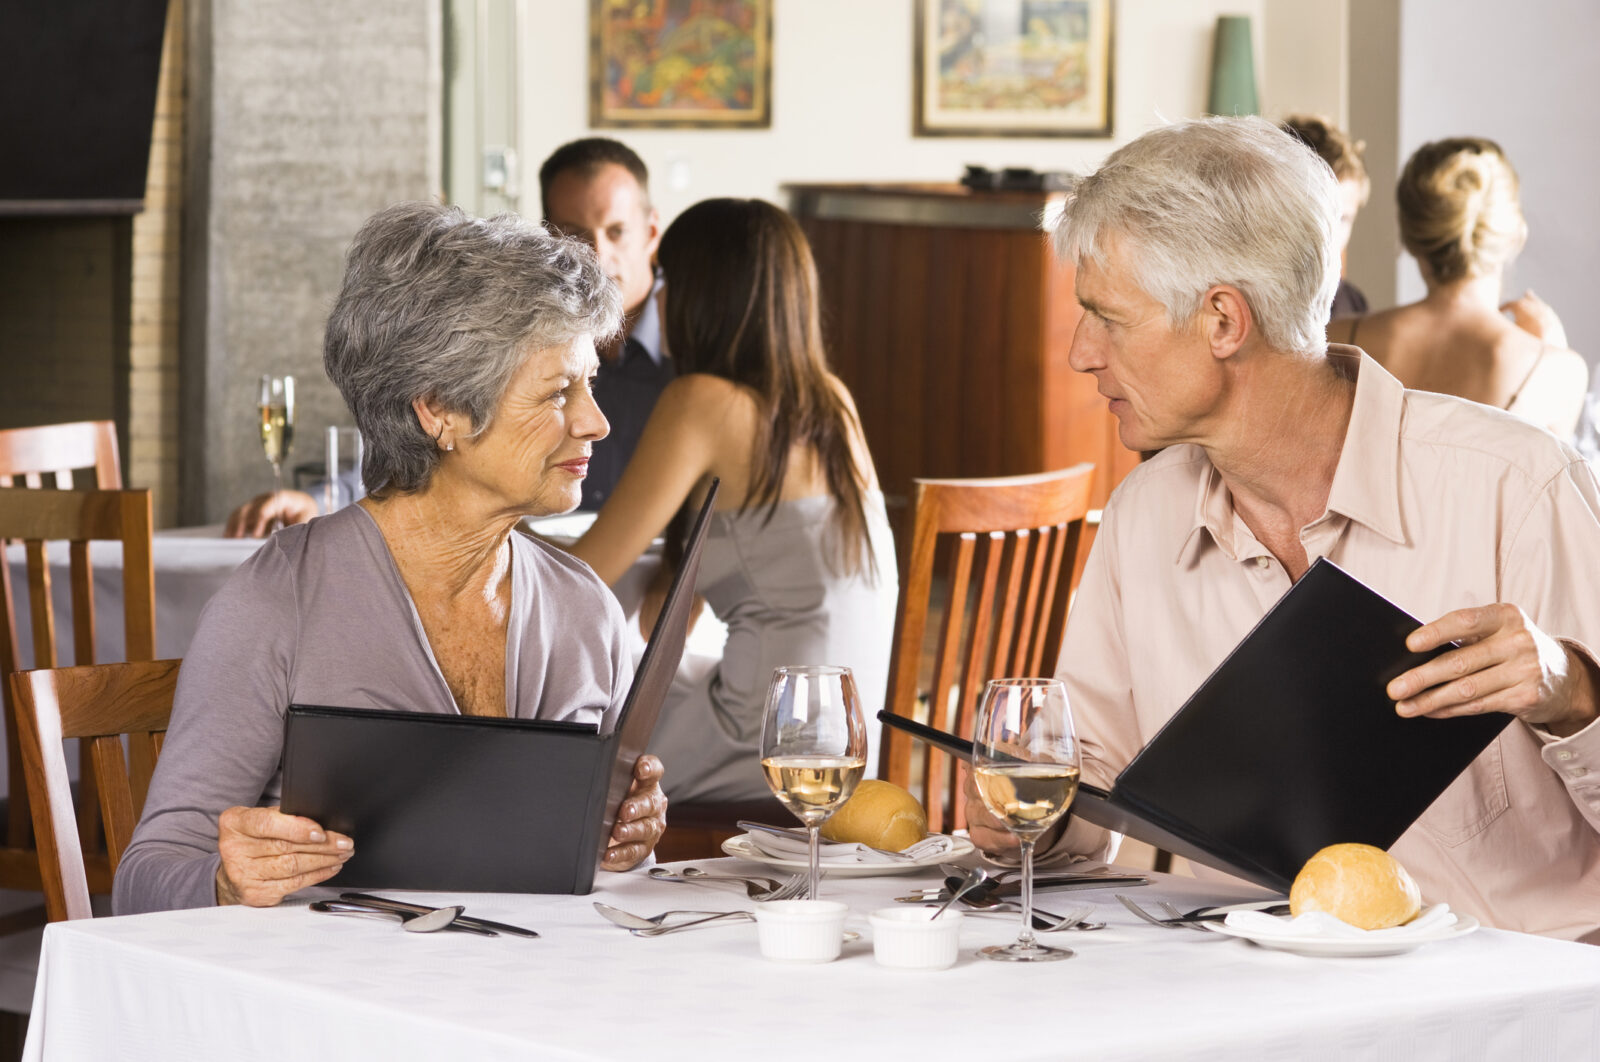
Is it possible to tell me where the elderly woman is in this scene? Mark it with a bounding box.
[1330,137,1588,438]
[113,203,666,914]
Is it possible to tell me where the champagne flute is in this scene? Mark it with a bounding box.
[258,374,296,531]
[759,665,868,901]
[972,677,1081,962]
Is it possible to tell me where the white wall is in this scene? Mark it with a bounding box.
[518,1,1276,223]
[1391,0,1600,362]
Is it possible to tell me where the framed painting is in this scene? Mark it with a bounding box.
[914,0,1114,138]
[590,0,772,129]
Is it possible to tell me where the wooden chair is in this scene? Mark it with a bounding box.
[879,465,1094,834]
[0,488,154,894]
[0,421,126,876]
[9,660,177,921]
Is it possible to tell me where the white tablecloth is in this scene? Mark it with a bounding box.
[22,864,1600,1061]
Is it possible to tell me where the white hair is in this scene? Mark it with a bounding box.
[1051,115,1341,355]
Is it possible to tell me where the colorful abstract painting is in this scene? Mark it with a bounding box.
[590,0,771,128]
[915,0,1114,137]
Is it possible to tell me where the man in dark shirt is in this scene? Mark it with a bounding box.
[539,138,674,510]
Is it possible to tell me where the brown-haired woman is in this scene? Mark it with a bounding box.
[1331,137,1587,438]
[571,197,896,803]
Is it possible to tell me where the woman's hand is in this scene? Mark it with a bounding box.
[1501,291,1569,349]
[224,491,319,538]
[214,806,353,907]
[602,755,667,872]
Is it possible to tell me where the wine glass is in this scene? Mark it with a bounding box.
[972,677,1081,962]
[759,665,868,901]
[258,374,296,531]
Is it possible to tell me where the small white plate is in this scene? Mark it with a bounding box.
[720,834,976,878]
[1203,913,1480,957]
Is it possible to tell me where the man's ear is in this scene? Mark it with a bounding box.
[644,205,663,258]
[1201,284,1253,361]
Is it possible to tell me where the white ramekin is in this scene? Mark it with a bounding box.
[868,906,965,970]
[752,900,850,963]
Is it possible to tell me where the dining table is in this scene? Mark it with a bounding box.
[20,856,1600,1062]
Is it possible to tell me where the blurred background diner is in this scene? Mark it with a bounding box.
[567,197,896,805]
[1330,137,1589,438]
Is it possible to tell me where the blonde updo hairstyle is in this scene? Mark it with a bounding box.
[1398,137,1525,284]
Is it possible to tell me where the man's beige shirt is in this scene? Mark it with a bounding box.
[1058,350,1600,942]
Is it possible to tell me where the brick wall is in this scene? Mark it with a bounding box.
[127,0,185,527]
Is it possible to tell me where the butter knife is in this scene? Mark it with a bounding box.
[340,892,541,938]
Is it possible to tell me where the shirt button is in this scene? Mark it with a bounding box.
[1557,750,1575,761]
[1256,557,1271,569]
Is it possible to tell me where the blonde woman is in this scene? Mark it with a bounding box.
[1332,137,1587,438]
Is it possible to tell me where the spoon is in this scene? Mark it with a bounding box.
[930,865,990,920]
[955,893,1106,931]
[311,900,480,934]
[648,866,785,900]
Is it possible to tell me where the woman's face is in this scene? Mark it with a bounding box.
[449,336,608,516]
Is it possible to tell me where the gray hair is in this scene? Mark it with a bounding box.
[323,202,623,495]
[1051,115,1341,355]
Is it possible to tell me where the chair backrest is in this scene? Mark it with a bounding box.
[0,421,122,490]
[0,488,155,858]
[879,465,1094,833]
[9,659,178,921]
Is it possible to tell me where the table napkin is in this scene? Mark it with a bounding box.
[742,830,956,864]
[1223,903,1457,940]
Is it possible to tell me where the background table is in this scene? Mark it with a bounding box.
[23,862,1600,1061]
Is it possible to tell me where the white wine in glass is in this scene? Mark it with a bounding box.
[258,374,296,531]
[759,665,868,900]
[973,677,1080,962]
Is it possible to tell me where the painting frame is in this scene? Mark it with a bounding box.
[914,0,1115,139]
[589,0,773,130]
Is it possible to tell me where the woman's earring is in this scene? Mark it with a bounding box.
[445,443,454,452]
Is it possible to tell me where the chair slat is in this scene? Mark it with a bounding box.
[23,541,56,670]
[68,541,95,666]
[879,465,1095,831]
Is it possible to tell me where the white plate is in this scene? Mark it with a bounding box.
[1203,913,1480,957]
[720,834,976,878]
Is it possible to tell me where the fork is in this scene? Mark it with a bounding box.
[648,867,808,901]
[1115,894,1212,932]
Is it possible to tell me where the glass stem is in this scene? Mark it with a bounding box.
[270,462,284,532]
[1017,838,1037,948]
[807,824,821,900]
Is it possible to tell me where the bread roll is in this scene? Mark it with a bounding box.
[820,780,928,851]
[1289,843,1422,930]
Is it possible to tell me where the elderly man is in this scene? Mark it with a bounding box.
[226,138,668,533]
[972,116,1600,942]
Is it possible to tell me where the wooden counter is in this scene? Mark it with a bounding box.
[788,182,1138,520]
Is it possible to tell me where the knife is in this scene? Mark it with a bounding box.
[340,892,541,938]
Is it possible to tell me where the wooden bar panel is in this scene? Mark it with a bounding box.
[791,183,1135,552]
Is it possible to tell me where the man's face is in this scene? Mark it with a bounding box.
[1067,235,1221,453]
[544,162,661,317]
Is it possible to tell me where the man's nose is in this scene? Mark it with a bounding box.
[1067,315,1102,373]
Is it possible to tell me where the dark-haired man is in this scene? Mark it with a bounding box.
[540,137,674,511]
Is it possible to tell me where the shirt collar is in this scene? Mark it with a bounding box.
[1175,347,1407,565]
[624,274,665,366]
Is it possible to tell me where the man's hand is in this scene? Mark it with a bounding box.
[602,755,667,871]
[224,491,318,538]
[1500,291,1569,349]
[215,806,353,907]
[962,765,1025,865]
[1388,604,1600,738]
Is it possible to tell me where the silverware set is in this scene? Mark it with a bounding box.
[310,893,541,937]
[1114,894,1290,930]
